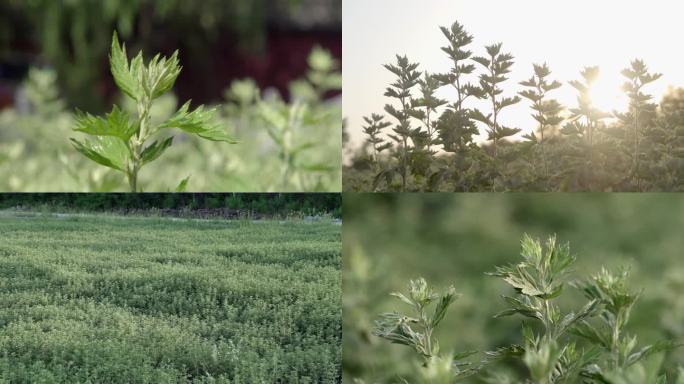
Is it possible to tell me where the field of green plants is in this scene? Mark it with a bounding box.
[343,19,684,192]
[0,213,341,383]
[343,194,684,383]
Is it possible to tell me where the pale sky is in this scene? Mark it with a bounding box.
[343,0,684,153]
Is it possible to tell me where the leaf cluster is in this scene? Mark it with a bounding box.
[373,235,682,384]
[71,32,235,192]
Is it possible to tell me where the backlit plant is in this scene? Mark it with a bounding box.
[345,18,684,192]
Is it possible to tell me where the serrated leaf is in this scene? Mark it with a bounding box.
[70,136,129,172]
[390,292,415,306]
[431,286,458,328]
[146,50,181,99]
[109,31,142,101]
[140,137,173,165]
[160,101,237,143]
[73,105,137,140]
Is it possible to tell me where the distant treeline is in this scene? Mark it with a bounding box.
[0,193,341,217]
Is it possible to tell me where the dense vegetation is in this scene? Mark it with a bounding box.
[343,20,684,192]
[0,193,341,217]
[0,214,341,383]
[343,194,684,383]
[374,235,680,383]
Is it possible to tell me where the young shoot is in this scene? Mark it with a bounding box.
[488,235,600,384]
[374,278,477,382]
[71,32,236,192]
[575,267,676,382]
[257,100,333,191]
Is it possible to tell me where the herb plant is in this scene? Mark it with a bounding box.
[374,278,477,383]
[432,21,482,191]
[519,64,564,188]
[488,235,600,384]
[0,212,341,383]
[71,32,236,192]
[576,268,675,383]
[379,55,422,191]
[344,18,684,192]
[614,60,662,191]
[362,114,393,175]
[372,234,681,383]
[470,43,521,169]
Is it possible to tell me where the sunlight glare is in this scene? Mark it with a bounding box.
[587,74,627,114]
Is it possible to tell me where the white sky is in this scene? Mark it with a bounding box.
[343,0,684,152]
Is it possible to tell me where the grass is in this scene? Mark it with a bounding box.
[0,214,341,383]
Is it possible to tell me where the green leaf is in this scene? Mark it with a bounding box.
[140,137,173,165]
[431,286,458,328]
[197,127,238,143]
[626,340,676,367]
[73,105,137,140]
[390,292,415,307]
[70,136,129,172]
[144,50,181,99]
[299,163,335,172]
[109,31,142,101]
[175,175,191,192]
[159,101,237,143]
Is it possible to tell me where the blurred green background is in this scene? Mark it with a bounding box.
[343,194,684,383]
[0,0,341,192]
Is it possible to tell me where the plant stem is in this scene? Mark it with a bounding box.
[400,96,409,192]
[634,81,641,192]
[127,96,152,192]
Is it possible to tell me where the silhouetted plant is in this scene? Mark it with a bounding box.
[433,21,483,191]
[345,19,684,192]
[519,63,564,188]
[561,66,611,190]
[378,55,421,191]
[615,59,662,191]
[362,114,392,175]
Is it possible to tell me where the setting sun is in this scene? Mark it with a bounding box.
[343,0,684,192]
[586,74,629,114]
